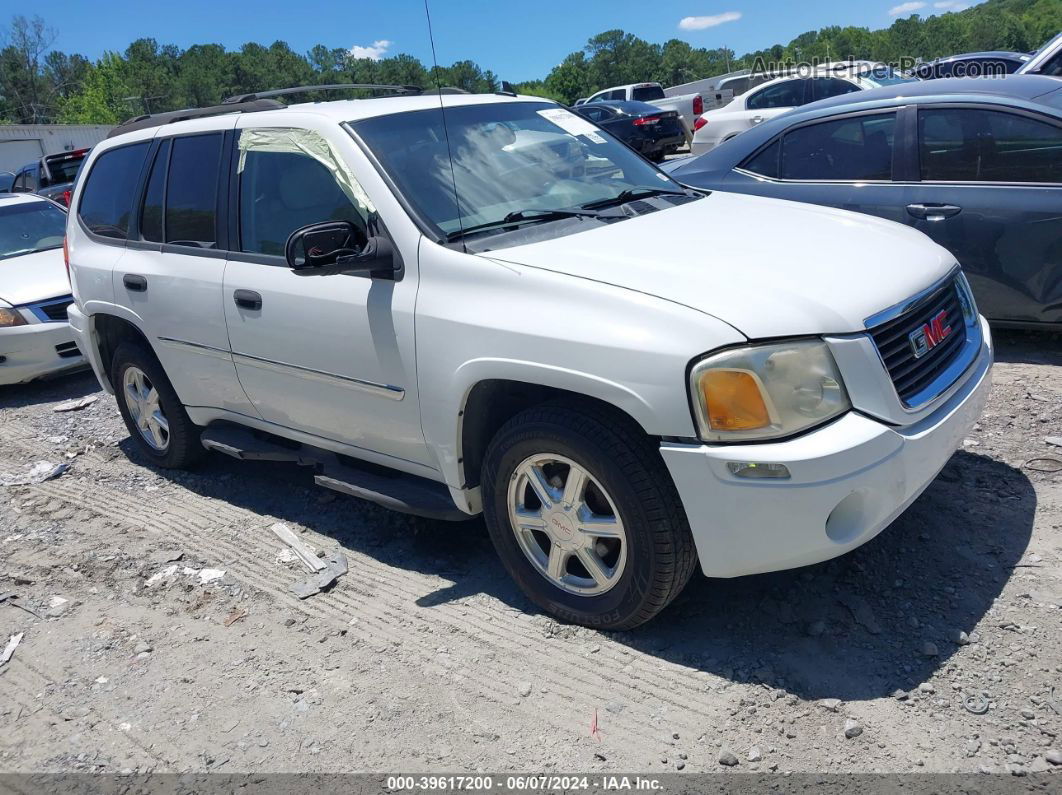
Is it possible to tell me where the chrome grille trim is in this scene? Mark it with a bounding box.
[866,271,981,411]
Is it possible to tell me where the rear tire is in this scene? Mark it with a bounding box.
[111,341,204,469]
[481,403,697,630]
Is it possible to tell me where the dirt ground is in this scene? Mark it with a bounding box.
[0,330,1060,776]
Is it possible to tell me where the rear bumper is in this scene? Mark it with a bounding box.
[661,321,993,578]
[0,321,86,385]
[67,304,113,394]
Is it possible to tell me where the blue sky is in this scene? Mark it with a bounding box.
[40,0,975,81]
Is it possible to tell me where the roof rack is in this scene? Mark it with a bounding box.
[107,98,284,138]
[108,83,474,139]
[224,83,423,103]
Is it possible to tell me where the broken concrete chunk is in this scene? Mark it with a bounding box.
[0,461,70,486]
[53,395,99,412]
[271,523,327,573]
[0,632,22,666]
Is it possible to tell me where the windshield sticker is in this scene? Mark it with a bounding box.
[537,108,605,144]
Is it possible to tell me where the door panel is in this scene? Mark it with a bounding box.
[899,182,1062,323]
[223,123,428,467]
[113,125,252,413]
[907,106,1062,324]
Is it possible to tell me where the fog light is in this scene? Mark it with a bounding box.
[726,462,791,479]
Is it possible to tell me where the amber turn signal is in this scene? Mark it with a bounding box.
[701,369,771,431]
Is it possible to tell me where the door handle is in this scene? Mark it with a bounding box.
[751,115,764,124]
[906,203,962,221]
[123,274,147,292]
[233,289,262,310]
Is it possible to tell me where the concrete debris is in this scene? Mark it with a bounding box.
[290,552,347,600]
[0,632,22,667]
[747,746,763,762]
[52,395,99,412]
[44,595,70,617]
[0,461,70,486]
[270,523,326,573]
[1045,436,1062,448]
[145,565,226,588]
[844,719,863,739]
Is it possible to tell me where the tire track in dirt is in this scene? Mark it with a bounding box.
[2,426,730,748]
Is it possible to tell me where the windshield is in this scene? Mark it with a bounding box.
[352,101,687,242]
[0,200,66,260]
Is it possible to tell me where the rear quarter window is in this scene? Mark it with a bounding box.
[78,142,150,239]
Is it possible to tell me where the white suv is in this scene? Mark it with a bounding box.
[66,87,992,629]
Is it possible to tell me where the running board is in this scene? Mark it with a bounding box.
[200,425,468,522]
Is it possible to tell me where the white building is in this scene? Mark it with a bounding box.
[0,125,111,174]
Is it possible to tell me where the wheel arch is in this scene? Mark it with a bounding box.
[86,311,155,391]
[453,366,659,492]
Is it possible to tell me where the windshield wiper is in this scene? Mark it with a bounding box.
[581,187,690,210]
[444,208,607,242]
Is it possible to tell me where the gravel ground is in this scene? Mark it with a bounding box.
[0,330,1060,776]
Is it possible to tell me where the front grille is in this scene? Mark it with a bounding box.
[30,296,74,323]
[869,278,966,406]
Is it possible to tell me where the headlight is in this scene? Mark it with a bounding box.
[0,308,26,328]
[955,272,978,326]
[689,339,850,442]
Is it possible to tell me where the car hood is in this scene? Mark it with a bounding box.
[481,191,957,339]
[0,247,69,306]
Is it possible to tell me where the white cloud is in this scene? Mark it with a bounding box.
[889,1,926,14]
[678,12,742,31]
[349,39,391,60]
[933,0,968,8]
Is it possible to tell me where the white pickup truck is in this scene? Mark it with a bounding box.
[584,82,702,136]
[67,87,991,629]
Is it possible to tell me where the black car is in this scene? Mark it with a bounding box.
[913,51,1031,80]
[10,148,89,207]
[572,101,686,161]
[663,75,1062,328]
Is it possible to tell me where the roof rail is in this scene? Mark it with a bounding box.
[223,83,422,103]
[107,98,284,138]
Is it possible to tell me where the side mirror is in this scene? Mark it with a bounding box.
[284,221,399,278]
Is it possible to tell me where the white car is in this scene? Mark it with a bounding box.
[691,63,917,154]
[1018,31,1062,77]
[0,194,85,384]
[67,87,991,629]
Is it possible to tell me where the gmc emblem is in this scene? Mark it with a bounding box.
[909,310,952,359]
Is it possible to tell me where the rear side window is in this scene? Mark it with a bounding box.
[140,138,170,243]
[165,134,222,247]
[747,80,804,111]
[741,140,781,178]
[811,78,861,102]
[78,142,149,239]
[920,108,1062,183]
[632,85,666,102]
[779,113,896,181]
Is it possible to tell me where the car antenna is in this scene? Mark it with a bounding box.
[497,80,517,97]
[423,0,466,250]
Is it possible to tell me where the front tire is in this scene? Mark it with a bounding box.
[482,404,697,630]
[111,341,204,469]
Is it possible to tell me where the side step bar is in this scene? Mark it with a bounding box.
[200,425,469,522]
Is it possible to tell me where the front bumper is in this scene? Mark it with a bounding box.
[0,320,86,385]
[661,318,993,578]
